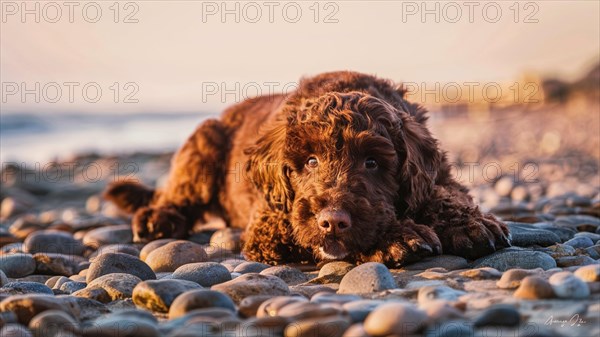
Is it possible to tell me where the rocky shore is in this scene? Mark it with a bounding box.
[1,105,599,337]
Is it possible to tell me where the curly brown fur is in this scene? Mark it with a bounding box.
[104,71,511,267]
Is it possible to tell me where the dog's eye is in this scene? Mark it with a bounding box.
[365,158,378,169]
[306,157,319,169]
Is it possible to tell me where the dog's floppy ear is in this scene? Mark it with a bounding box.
[393,104,442,213]
[245,119,294,212]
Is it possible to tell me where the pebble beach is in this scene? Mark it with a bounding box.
[1,103,599,337]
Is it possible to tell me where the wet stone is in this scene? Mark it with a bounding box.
[132,279,202,313]
[86,252,155,283]
[338,262,397,294]
[23,230,85,256]
[171,262,231,287]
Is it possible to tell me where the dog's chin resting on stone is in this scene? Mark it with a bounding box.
[104,71,511,267]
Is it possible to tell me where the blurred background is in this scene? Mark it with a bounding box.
[1,0,599,216]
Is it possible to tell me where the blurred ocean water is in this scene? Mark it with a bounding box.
[0,112,210,164]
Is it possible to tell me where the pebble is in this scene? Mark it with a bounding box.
[532,222,576,242]
[82,224,133,249]
[0,270,8,286]
[513,276,555,299]
[585,244,600,259]
[284,315,351,337]
[417,286,466,304]
[402,255,469,271]
[239,295,275,317]
[563,236,595,248]
[473,248,557,271]
[132,279,202,312]
[256,296,308,317]
[342,324,369,337]
[32,253,84,276]
[473,304,521,327]
[28,309,79,336]
[311,293,361,304]
[363,302,427,335]
[72,287,111,303]
[171,262,231,287]
[506,222,561,247]
[574,264,600,282]
[144,240,208,272]
[575,231,600,241]
[549,271,591,299]
[0,324,33,337]
[0,253,36,278]
[556,255,597,267]
[458,267,502,280]
[0,282,54,295]
[555,215,600,232]
[277,302,342,320]
[0,294,66,324]
[210,228,242,252]
[342,300,384,322]
[83,312,160,337]
[86,252,155,283]
[212,273,290,304]
[168,289,236,319]
[318,261,354,278]
[220,259,246,272]
[139,239,175,261]
[23,230,86,256]
[90,243,140,258]
[233,261,271,274]
[496,268,544,289]
[260,266,308,286]
[86,272,142,301]
[59,281,86,294]
[338,262,397,294]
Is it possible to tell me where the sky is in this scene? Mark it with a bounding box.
[1,0,599,114]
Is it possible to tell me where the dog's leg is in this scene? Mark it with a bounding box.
[131,119,230,242]
[428,183,511,260]
[241,209,314,265]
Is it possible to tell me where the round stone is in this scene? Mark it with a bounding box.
[132,279,202,312]
[168,289,236,319]
[28,310,79,336]
[549,271,591,299]
[574,264,600,282]
[33,253,85,277]
[90,244,140,258]
[144,241,208,273]
[0,324,33,337]
[87,273,142,301]
[364,302,427,335]
[211,273,290,304]
[59,281,86,294]
[284,315,351,337]
[473,248,557,271]
[318,261,354,278]
[82,224,133,249]
[239,295,274,318]
[0,294,66,324]
[233,261,271,274]
[83,313,159,337]
[139,239,175,261]
[260,266,308,286]
[496,268,544,289]
[417,286,466,305]
[277,302,341,320]
[473,304,521,327]
[513,276,555,299]
[23,230,85,256]
[343,300,384,322]
[338,262,397,294]
[505,222,561,247]
[402,255,469,271]
[0,282,53,296]
[0,253,36,278]
[171,262,231,287]
[0,270,8,286]
[256,296,308,317]
[86,252,155,283]
[563,236,594,249]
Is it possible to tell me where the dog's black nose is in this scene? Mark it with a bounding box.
[317,209,352,234]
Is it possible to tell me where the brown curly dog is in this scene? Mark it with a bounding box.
[104,71,511,267]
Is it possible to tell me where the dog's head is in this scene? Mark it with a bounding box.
[248,88,442,262]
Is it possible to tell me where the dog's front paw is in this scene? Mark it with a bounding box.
[132,206,189,242]
[443,214,511,260]
[363,220,442,267]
